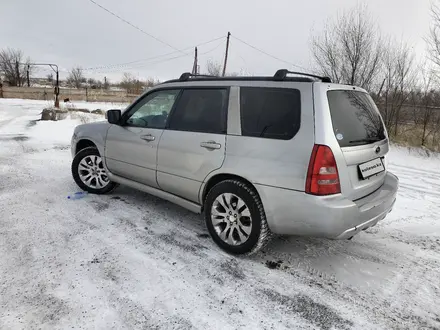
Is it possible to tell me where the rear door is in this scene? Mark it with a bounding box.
[228,85,310,191]
[325,88,388,200]
[156,88,228,203]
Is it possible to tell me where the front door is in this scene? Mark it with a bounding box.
[105,89,180,188]
[157,88,229,202]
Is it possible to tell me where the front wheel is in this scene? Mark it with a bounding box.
[204,180,272,255]
[71,147,117,194]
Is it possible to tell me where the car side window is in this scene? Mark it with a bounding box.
[240,87,301,140]
[124,89,180,129]
[167,89,228,134]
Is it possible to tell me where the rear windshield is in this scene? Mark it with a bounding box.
[327,90,386,147]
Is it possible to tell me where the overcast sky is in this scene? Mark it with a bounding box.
[0,0,432,82]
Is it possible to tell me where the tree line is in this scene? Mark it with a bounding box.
[0,52,160,94]
[0,56,233,94]
[312,3,440,150]
[2,3,440,148]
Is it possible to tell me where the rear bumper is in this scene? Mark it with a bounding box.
[255,172,398,238]
[334,198,395,239]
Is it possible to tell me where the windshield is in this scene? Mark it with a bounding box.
[327,90,386,147]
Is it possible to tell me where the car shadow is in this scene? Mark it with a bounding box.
[108,185,207,233]
[108,185,351,255]
[264,234,350,255]
[106,185,373,262]
[101,185,397,290]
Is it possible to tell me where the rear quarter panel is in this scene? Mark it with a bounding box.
[205,81,315,192]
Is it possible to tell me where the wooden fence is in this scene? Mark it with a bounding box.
[0,86,140,103]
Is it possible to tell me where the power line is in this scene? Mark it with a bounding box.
[84,50,185,72]
[196,39,225,58]
[94,40,226,74]
[231,35,309,71]
[87,0,185,54]
[84,36,225,72]
[97,54,190,73]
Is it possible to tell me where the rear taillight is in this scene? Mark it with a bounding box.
[306,144,341,195]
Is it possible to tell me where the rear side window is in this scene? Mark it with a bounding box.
[240,87,301,140]
[168,89,228,134]
[327,90,386,147]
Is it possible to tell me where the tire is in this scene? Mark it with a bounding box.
[204,179,272,255]
[71,147,117,194]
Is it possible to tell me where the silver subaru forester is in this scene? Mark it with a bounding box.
[71,70,398,254]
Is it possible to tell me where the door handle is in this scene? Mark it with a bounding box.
[140,134,155,142]
[200,141,221,150]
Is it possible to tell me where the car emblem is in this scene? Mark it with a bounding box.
[375,146,381,154]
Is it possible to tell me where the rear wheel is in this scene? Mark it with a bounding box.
[71,147,117,194]
[204,180,271,255]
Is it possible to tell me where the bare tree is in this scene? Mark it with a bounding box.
[87,78,96,86]
[427,1,440,73]
[86,77,103,89]
[145,77,160,88]
[412,68,437,146]
[204,59,241,76]
[0,48,34,87]
[311,5,383,91]
[378,41,417,136]
[205,60,222,76]
[46,73,54,85]
[430,106,440,149]
[67,66,85,89]
[119,72,145,94]
[120,72,134,93]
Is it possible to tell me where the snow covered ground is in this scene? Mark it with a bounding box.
[0,98,439,330]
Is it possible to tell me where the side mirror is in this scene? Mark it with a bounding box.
[107,109,121,125]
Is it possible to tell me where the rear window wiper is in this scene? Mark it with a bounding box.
[348,138,382,144]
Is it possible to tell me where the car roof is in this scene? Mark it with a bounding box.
[160,69,332,86]
[162,76,315,84]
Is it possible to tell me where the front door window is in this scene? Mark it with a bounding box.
[124,89,180,129]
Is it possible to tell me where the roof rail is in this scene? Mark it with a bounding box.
[179,72,218,81]
[161,72,317,85]
[273,69,332,83]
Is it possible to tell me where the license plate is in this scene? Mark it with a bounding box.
[358,158,384,179]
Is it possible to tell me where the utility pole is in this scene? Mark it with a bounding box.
[222,32,231,77]
[27,64,30,87]
[192,47,198,75]
[195,47,198,75]
[55,68,59,108]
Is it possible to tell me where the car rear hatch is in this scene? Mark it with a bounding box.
[326,89,388,201]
